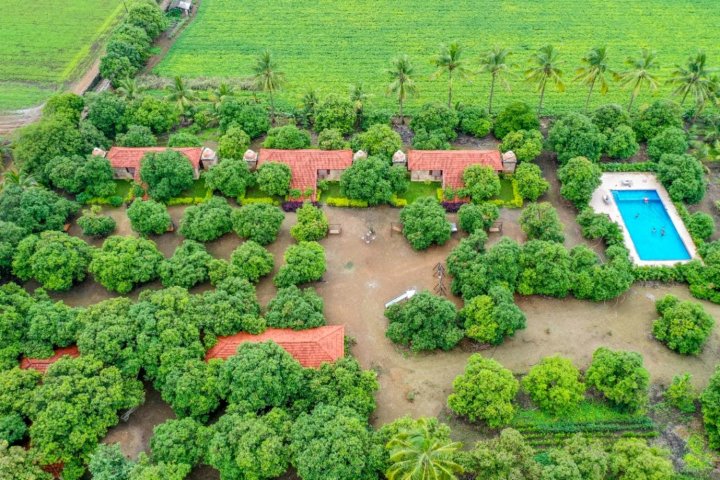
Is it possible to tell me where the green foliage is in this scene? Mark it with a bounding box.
[448,354,519,427]
[123,96,179,134]
[500,129,544,162]
[231,203,285,245]
[12,118,85,180]
[585,347,649,413]
[0,185,79,234]
[45,154,115,197]
[412,128,451,150]
[461,285,526,345]
[514,162,549,201]
[218,99,270,137]
[0,412,27,444]
[571,244,634,302]
[664,373,697,413]
[274,241,326,287]
[400,197,451,250]
[179,196,233,242]
[460,428,541,480]
[647,127,688,161]
[77,206,116,237]
[385,290,462,352]
[458,202,499,233]
[167,131,201,147]
[230,240,274,283]
[140,149,195,202]
[519,202,565,242]
[127,199,171,236]
[217,125,251,159]
[116,124,157,147]
[548,112,605,164]
[44,92,84,123]
[128,454,191,480]
[576,208,623,246]
[150,417,207,467]
[291,203,329,241]
[522,356,585,415]
[257,161,292,197]
[204,157,255,198]
[604,124,639,159]
[701,365,720,449]
[557,156,602,208]
[350,124,402,160]
[592,104,632,134]
[0,221,28,274]
[12,231,92,291]
[266,285,325,330]
[159,240,212,288]
[263,124,312,149]
[494,102,540,140]
[340,157,408,205]
[517,240,572,297]
[158,357,223,422]
[462,165,501,202]
[656,153,706,204]
[652,294,714,355]
[608,439,673,480]
[410,103,459,141]
[318,128,348,150]
[457,104,492,137]
[687,211,715,241]
[314,95,357,135]
[89,235,164,293]
[86,92,128,139]
[633,100,684,142]
[0,441,53,480]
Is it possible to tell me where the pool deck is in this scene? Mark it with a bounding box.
[589,173,698,267]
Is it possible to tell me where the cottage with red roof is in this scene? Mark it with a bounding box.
[205,325,345,368]
[255,149,353,200]
[20,346,80,374]
[406,149,516,190]
[93,146,218,182]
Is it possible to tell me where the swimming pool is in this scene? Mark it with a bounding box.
[612,190,691,261]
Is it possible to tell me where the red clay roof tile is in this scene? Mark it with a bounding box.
[20,346,79,374]
[407,150,503,189]
[106,147,203,181]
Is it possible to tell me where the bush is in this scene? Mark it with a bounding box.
[274,241,326,287]
[514,163,549,201]
[517,240,573,298]
[340,157,408,205]
[385,290,462,352]
[557,156,602,209]
[585,347,649,413]
[448,354,518,427]
[519,202,565,243]
[547,113,605,164]
[493,102,540,140]
[522,356,585,415]
[314,95,356,135]
[665,373,696,413]
[652,294,714,355]
[150,418,207,468]
[688,212,715,241]
[257,162,292,197]
[77,206,116,237]
[263,125,312,149]
[647,127,688,161]
[232,203,285,245]
[89,235,163,293]
[702,366,720,448]
[592,104,632,134]
[116,124,156,147]
[634,100,683,142]
[458,203,499,233]
[140,149,195,202]
[457,104,492,138]
[123,96,179,134]
[349,124,402,161]
[656,153,705,204]
[410,103,459,141]
[179,196,233,242]
[412,128,450,150]
[45,154,115,198]
[158,240,212,289]
[399,197,451,250]
[204,158,254,198]
[608,439,673,480]
[127,199,171,236]
[576,209,623,246]
[229,240,274,284]
[460,285,526,345]
[168,131,201,147]
[605,125,639,159]
[266,285,325,330]
[500,129,543,162]
[218,99,270,137]
[317,128,348,150]
[462,165,501,202]
[217,125,251,160]
[290,203,329,242]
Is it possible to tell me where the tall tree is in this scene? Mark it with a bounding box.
[617,48,660,110]
[387,55,417,125]
[432,42,469,108]
[525,45,564,114]
[386,418,463,480]
[670,50,718,114]
[116,77,143,100]
[575,46,612,111]
[253,49,285,125]
[166,76,197,112]
[350,82,369,127]
[479,47,512,114]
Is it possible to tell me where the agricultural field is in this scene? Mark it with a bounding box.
[155,0,720,114]
[0,0,125,111]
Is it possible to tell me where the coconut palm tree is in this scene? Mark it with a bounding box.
[166,76,197,112]
[478,47,512,114]
[386,418,463,480]
[525,45,564,114]
[670,51,718,114]
[252,49,285,125]
[432,42,469,108]
[116,77,143,100]
[574,46,613,111]
[350,83,369,128]
[1,169,36,193]
[616,48,660,111]
[387,55,417,125]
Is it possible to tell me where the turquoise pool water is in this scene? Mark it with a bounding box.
[612,190,691,261]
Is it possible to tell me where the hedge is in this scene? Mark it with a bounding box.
[325,196,369,208]
[238,196,281,206]
[166,189,213,206]
[600,162,657,173]
[489,178,523,209]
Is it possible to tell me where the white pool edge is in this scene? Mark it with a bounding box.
[589,173,699,267]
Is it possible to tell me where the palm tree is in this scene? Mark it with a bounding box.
[525,45,564,114]
[116,77,143,100]
[616,49,660,110]
[386,418,463,480]
[252,49,285,125]
[1,169,36,193]
[574,46,612,111]
[387,55,417,125]
[670,51,718,114]
[432,42,469,108]
[300,88,319,128]
[209,82,235,111]
[166,76,197,112]
[350,83,369,128]
[478,47,512,114]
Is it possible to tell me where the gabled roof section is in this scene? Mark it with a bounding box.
[407,149,503,189]
[205,325,345,368]
[20,346,79,374]
[257,149,353,200]
[106,147,204,181]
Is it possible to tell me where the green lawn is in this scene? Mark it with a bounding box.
[399,181,440,203]
[496,177,515,202]
[113,180,133,199]
[320,182,343,200]
[155,0,720,115]
[178,179,211,198]
[0,0,125,111]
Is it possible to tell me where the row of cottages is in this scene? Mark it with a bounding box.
[244,148,517,200]
[92,146,218,182]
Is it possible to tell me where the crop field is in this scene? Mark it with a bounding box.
[0,0,124,111]
[155,0,720,115]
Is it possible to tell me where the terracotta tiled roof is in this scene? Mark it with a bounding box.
[257,149,353,200]
[106,147,203,181]
[205,326,345,368]
[407,150,503,189]
[20,346,79,374]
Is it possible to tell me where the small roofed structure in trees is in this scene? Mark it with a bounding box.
[20,346,80,374]
[392,150,407,167]
[502,150,518,173]
[244,149,259,169]
[353,150,368,162]
[93,146,217,182]
[407,149,503,189]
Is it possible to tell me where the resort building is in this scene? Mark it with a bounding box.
[205,325,345,368]
[20,346,80,374]
[93,146,218,182]
[406,150,516,189]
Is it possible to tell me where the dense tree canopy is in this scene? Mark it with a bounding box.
[350,124,403,160]
[204,157,254,198]
[557,156,602,208]
[257,162,292,197]
[167,131,201,148]
[159,240,213,289]
[514,162,549,201]
[0,185,78,234]
[457,104,492,138]
[123,97,179,135]
[179,196,233,242]
[522,356,585,415]
[547,113,605,164]
[217,125,251,160]
[116,124,157,147]
[633,100,683,142]
[340,157,408,205]
[460,285,526,345]
[127,199,172,236]
[265,285,325,330]
[290,203,329,241]
[493,102,540,140]
[519,202,565,243]
[457,203,499,234]
[656,153,706,204]
[646,126,688,161]
[218,99,270,137]
[460,428,541,480]
[517,240,573,297]
[140,150,195,202]
[317,128,348,150]
[89,236,164,294]
[702,365,720,449]
[150,417,207,468]
[400,197,451,250]
[585,347,649,413]
[462,165,501,202]
[263,125,312,149]
[410,103,459,141]
[77,206,116,238]
[0,441,53,480]
[500,129,544,162]
[274,241,326,287]
[232,203,285,245]
[12,118,85,180]
[314,95,357,135]
[230,240,274,283]
[608,439,673,480]
[385,290,462,352]
[45,154,115,198]
[652,294,714,355]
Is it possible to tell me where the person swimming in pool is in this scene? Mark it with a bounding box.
[644,197,649,204]
[661,227,666,236]
[635,213,639,219]
[652,227,657,234]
